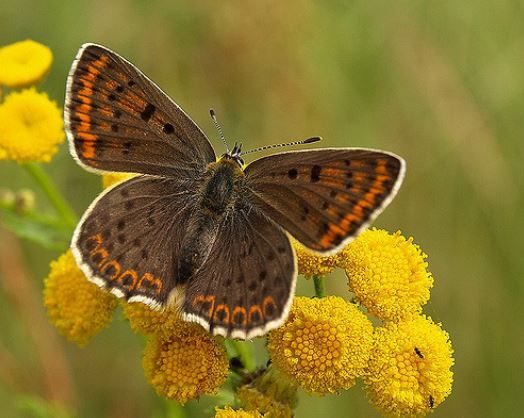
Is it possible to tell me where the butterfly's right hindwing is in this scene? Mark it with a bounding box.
[182,207,296,339]
[65,44,216,176]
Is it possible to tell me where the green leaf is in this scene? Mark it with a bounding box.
[0,207,73,250]
[15,395,72,418]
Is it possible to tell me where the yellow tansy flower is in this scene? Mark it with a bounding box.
[0,40,52,87]
[0,147,7,160]
[214,406,263,417]
[123,302,181,338]
[364,315,454,417]
[0,88,64,162]
[267,296,373,394]
[43,250,117,346]
[340,229,433,321]
[102,173,136,189]
[291,238,338,277]
[236,366,296,418]
[142,321,229,404]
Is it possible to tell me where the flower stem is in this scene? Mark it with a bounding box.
[164,399,186,418]
[231,340,256,372]
[313,274,326,298]
[24,163,77,227]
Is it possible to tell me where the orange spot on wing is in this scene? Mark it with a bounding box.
[137,273,162,295]
[87,234,103,251]
[232,306,247,326]
[248,305,264,324]
[98,107,113,117]
[90,247,108,267]
[213,304,230,324]
[83,54,109,81]
[263,296,277,318]
[75,102,92,118]
[92,54,109,69]
[376,159,389,175]
[100,260,121,280]
[117,269,138,289]
[78,87,93,100]
[77,132,97,141]
[80,78,94,89]
[192,294,216,318]
[105,80,117,90]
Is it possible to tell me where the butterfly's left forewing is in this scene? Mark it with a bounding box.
[65,44,215,176]
[245,149,405,253]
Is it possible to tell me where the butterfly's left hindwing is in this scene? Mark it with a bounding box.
[73,176,197,307]
[182,207,296,339]
[245,149,405,253]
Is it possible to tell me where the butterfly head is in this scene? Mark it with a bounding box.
[221,142,245,167]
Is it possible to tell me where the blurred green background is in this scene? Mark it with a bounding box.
[1,1,523,417]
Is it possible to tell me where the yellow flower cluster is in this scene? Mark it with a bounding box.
[236,366,296,418]
[142,320,229,404]
[43,250,117,346]
[123,302,181,338]
[340,229,433,321]
[267,229,453,416]
[268,296,373,393]
[364,315,454,417]
[0,40,52,87]
[0,40,63,163]
[0,88,64,162]
[291,239,338,277]
[214,406,263,417]
[237,386,293,418]
[102,173,136,189]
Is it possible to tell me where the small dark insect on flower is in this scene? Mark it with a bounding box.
[229,356,245,370]
[429,395,435,408]
[414,347,424,358]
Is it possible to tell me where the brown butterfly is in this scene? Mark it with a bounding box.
[64,43,405,339]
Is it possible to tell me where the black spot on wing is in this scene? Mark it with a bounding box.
[311,165,321,183]
[140,103,156,122]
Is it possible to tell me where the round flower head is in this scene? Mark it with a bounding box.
[123,302,181,338]
[142,321,229,404]
[102,173,136,189]
[214,406,263,418]
[43,250,118,346]
[364,315,454,417]
[0,40,52,87]
[0,147,7,160]
[291,238,338,277]
[340,229,433,321]
[236,366,296,418]
[0,88,64,162]
[267,296,373,394]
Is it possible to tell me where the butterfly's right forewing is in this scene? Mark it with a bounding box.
[245,149,405,253]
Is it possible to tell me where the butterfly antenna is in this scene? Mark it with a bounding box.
[239,136,321,157]
[210,109,230,153]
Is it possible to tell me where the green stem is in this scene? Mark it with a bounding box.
[231,340,256,372]
[163,399,186,418]
[313,274,326,298]
[24,163,77,227]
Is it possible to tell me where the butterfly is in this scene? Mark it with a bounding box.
[64,43,406,340]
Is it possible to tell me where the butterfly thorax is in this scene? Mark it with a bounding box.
[177,157,245,284]
[200,157,245,214]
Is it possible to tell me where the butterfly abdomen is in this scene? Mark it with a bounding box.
[178,158,245,284]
